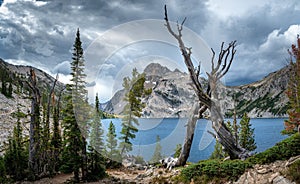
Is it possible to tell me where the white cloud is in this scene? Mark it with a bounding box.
[51,61,71,75]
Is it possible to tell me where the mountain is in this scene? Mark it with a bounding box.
[103,63,290,118]
[0,58,64,145]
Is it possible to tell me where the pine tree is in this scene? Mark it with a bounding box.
[239,113,256,151]
[4,107,27,180]
[86,93,106,181]
[284,36,300,134]
[1,81,6,96]
[150,135,163,163]
[0,156,6,183]
[210,140,226,159]
[89,94,104,153]
[68,28,89,181]
[119,68,151,155]
[174,144,182,158]
[8,82,12,97]
[106,121,119,159]
[60,85,83,183]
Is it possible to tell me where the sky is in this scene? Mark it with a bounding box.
[0,0,300,102]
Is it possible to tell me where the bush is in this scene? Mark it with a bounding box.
[180,159,251,182]
[0,157,7,183]
[285,160,300,183]
[248,133,300,165]
[179,133,300,183]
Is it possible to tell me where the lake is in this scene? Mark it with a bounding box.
[101,118,288,163]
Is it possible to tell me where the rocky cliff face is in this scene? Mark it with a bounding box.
[104,63,290,118]
[0,58,64,146]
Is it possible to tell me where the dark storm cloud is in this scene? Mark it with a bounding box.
[0,0,208,69]
[222,2,300,47]
[1,0,300,91]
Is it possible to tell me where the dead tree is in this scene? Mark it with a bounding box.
[164,6,250,165]
[44,74,59,144]
[27,69,41,179]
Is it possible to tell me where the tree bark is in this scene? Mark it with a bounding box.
[164,5,250,164]
[176,103,199,166]
[27,69,41,179]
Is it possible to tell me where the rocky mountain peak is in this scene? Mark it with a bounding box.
[143,63,171,76]
[104,62,291,118]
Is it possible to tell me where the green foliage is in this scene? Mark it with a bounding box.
[0,156,7,183]
[105,121,121,166]
[150,135,163,163]
[90,94,104,153]
[239,113,256,151]
[135,155,145,165]
[248,133,300,165]
[174,144,182,158]
[285,159,300,183]
[119,68,151,155]
[3,116,27,181]
[210,140,226,159]
[178,133,300,183]
[86,94,106,181]
[180,159,251,182]
[230,91,288,118]
[86,146,106,182]
[60,85,83,182]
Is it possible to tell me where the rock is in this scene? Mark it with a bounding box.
[104,62,291,118]
[269,172,280,183]
[234,158,298,184]
[273,176,293,184]
[256,167,271,174]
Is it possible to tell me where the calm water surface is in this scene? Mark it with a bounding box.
[101,118,288,162]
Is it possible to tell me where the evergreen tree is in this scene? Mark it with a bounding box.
[284,36,300,134]
[119,68,151,155]
[174,144,182,158]
[60,85,83,183]
[210,140,226,159]
[0,156,6,183]
[86,93,106,181]
[106,121,120,161]
[1,81,6,96]
[150,135,163,163]
[8,82,12,97]
[4,107,27,180]
[239,113,256,151]
[68,28,89,181]
[89,94,104,153]
[50,106,62,173]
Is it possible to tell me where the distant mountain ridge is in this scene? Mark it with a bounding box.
[103,63,290,118]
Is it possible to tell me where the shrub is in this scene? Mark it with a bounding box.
[180,159,251,182]
[0,157,7,183]
[179,133,300,183]
[248,133,300,165]
[285,160,300,183]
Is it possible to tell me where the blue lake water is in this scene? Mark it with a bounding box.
[101,118,288,163]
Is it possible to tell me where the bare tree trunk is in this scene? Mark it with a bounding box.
[177,103,207,166]
[27,69,41,179]
[45,74,58,145]
[164,5,250,164]
[176,103,199,165]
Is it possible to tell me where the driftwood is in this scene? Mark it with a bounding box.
[164,5,250,165]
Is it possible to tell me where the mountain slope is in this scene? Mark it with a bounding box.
[104,63,290,118]
[0,58,64,146]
